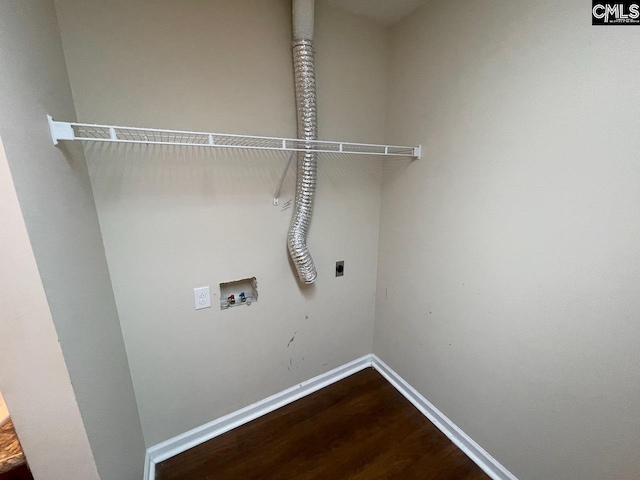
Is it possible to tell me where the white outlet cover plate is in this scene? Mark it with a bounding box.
[194,286,211,310]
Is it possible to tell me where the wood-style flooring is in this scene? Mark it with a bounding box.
[0,420,32,480]
[0,465,32,480]
[156,368,490,480]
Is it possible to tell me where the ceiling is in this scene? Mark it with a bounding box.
[320,0,429,26]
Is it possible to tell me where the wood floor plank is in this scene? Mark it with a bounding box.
[158,371,385,479]
[156,368,490,480]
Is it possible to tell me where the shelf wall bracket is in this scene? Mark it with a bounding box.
[48,116,75,145]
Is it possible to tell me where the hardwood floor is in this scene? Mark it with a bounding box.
[0,465,33,480]
[0,420,32,480]
[156,368,490,480]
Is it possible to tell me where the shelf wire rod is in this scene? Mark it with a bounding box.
[273,151,296,206]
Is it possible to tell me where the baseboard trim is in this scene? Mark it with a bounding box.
[144,353,517,480]
[143,450,152,480]
[143,354,373,480]
[370,354,517,480]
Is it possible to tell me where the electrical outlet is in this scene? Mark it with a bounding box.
[194,286,211,310]
[336,261,344,277]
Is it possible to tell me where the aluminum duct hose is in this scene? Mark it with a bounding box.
[287,38,318,284]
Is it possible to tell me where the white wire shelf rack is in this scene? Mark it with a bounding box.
[48,116,421,159]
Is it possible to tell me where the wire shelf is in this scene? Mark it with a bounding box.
[48,116,421,159]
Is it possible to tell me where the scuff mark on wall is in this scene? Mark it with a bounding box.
[287,330,299,348]
[287,357,301,371]
[280,199,292,212]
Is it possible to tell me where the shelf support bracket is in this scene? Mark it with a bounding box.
[273,152,296,206]
[48,115,75,145]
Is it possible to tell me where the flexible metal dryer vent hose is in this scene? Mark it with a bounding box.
[288,0,318,284]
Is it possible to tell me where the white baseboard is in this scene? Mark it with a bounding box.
[143,354,373,480]
[371,354,517,480]
[144,353,517,480]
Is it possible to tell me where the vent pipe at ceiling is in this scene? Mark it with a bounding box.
[288,0,318,284]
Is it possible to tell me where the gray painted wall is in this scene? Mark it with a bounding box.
[0,1,146,479]
[54,0,388,447]
[375,1,640,479]
[4,1,636,478]
[0,136,100,480]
